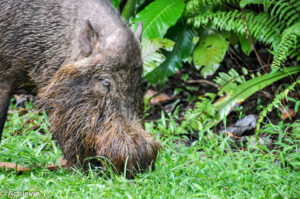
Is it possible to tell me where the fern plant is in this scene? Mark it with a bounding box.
[186,0,300,70]
[271,22,300,70]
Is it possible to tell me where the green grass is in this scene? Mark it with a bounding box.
[0,101,299,198]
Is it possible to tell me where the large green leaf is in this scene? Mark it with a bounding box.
[133,0,185,39]
[193,33,229,78]
[145,24,197,84]
[213,66,300,121]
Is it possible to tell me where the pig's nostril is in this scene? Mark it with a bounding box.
[92,124,160,176]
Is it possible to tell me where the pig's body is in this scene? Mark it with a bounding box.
[0,0,136,89]
[0,0,160,178]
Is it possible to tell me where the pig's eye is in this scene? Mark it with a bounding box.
[99,79,110,88]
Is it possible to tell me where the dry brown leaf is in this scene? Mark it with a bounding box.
[280,107,295,121]
[145,89,174,105]
[0,162,30,172]
[226,132,240,138]
[0,158,69,173]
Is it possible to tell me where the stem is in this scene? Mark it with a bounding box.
[241,8,266,69]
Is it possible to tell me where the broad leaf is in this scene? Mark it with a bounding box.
[133,0,185,39]
[213,66,300,121]
[193,34,229,78]
[145,24,197,84]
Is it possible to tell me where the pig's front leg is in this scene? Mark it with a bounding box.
[0,82,12,141]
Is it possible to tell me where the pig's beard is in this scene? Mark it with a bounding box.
[38,83,160,178]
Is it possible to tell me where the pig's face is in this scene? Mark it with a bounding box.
[38,20,160,178]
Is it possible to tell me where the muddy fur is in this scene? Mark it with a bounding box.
[0,0,160,178]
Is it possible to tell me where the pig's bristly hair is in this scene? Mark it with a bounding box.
[0,0,160,178]
[38,63,160,178]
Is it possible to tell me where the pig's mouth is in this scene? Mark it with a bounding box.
[90,118,161,178]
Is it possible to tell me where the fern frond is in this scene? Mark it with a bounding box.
[214,68,247,96]
[267,0,300,26]
[256,78,300,132]
[289,41,300,61]
[187,0,240,7]
[271,22,300,70]
[190,10,285,44]
[186,0,240,15]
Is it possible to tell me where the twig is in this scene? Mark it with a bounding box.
[241,8,266,69]
[228,45,252,70]
[258,90,273,99]
[186,79,219,88]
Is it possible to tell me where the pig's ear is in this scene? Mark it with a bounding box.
[135,21,143,42]
[79,20,99,56]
